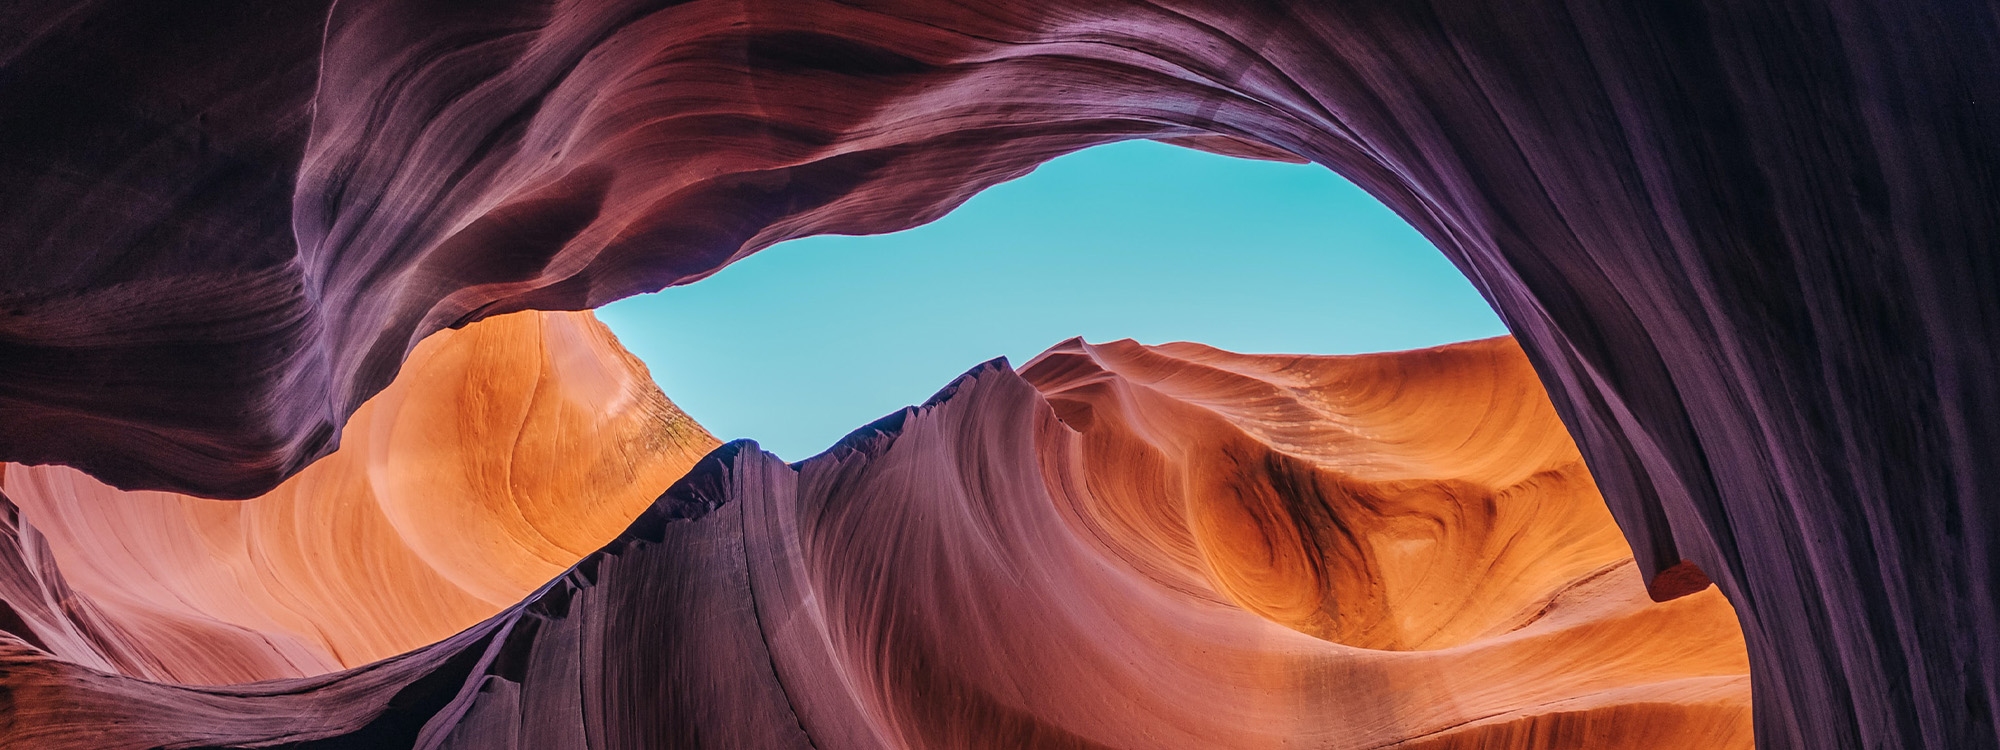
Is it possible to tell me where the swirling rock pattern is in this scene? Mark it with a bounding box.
[2,1,1993,746]
[0,309,715,683]
[0,338,1751,748]
[1023,337,1640,651]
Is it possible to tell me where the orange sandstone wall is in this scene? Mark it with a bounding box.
[0,310,715,683]
[1025,338,1637,650]
[0,336,1751,748]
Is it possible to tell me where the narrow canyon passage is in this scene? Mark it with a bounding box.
[2,1,1993,747]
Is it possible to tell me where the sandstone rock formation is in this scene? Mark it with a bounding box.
[3,2,1992,745]
[0,310,716,684]
[0,337,1751,747]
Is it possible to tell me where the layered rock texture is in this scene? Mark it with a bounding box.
[0,335,1750,748]
[0,310,717,684]
[2,1,1993,746]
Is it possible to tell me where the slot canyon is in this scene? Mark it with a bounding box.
[0,1,1993,748]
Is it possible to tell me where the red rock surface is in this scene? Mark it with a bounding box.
[0,337,1751,747]
[3,2,1994,745]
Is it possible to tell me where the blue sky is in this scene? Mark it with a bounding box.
[598,140,1506,461]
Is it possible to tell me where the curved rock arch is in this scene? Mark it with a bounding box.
[2,2,1994,747]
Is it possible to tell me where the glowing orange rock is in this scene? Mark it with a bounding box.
[0,310,715,683]
[0,335,1749,748]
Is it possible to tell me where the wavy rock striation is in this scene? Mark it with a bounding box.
[0,309,716,683]
[1024,337,1642,651]
[2,2,1993,745]
[0,339,1750,748]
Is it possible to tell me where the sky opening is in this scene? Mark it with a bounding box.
[598,139,1506,461]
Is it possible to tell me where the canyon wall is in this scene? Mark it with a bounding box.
[0,338,1751,748]
[0,310,716,683]
[2,1,1993,745]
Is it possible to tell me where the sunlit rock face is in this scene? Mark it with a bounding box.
[0,310,716,684]
[2,1,1994,746]
[0,337,1750,748]
[1023,337,1639,652]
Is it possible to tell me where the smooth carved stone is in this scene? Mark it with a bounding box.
[2,2,1994,746]
[0,310,716,683]
[0,340,1751,748]
[1022,337,1640,651]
